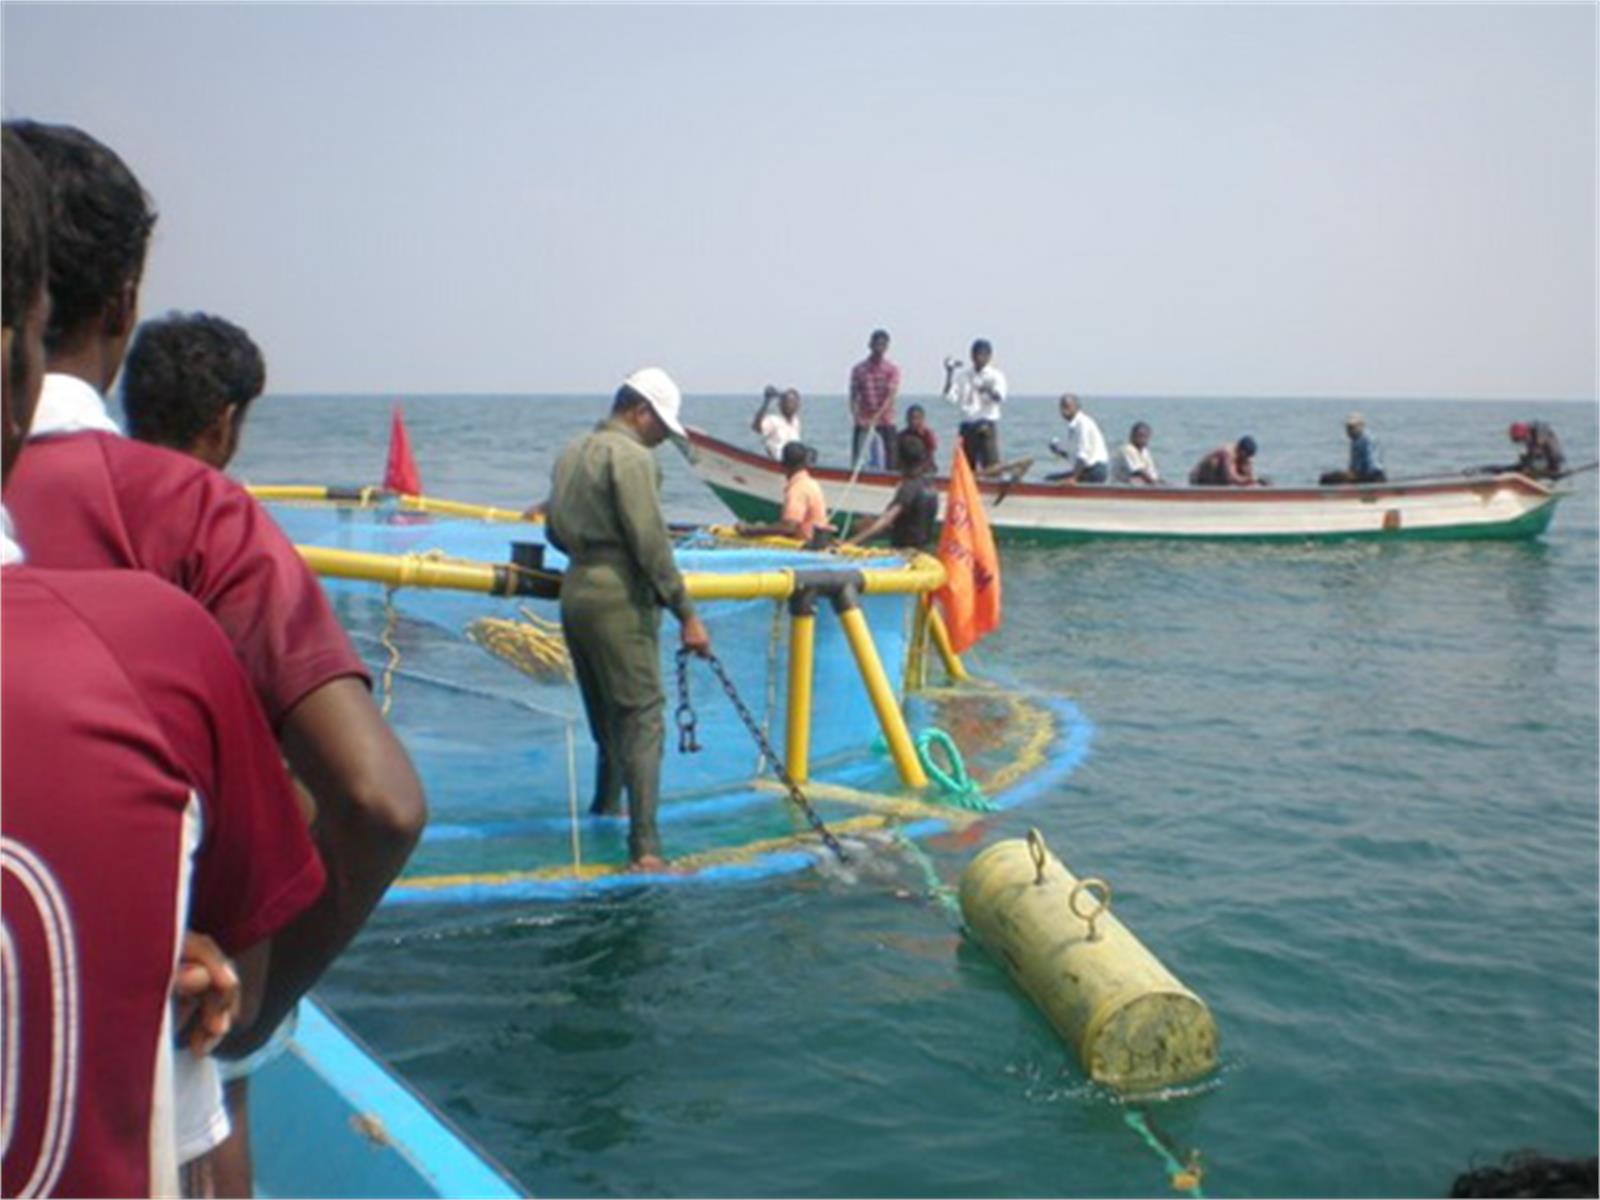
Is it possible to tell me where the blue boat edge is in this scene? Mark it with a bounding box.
[251,997,526,1199]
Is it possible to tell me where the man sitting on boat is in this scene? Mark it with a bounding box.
[751,384,802,461]
[842,432,939,552]
[1046,393,1110,483]
[1504,421,1565,480]
[1112,420,1161,485]
[736,439,833,546]
[1318,412,1386,485]
[1190,436,1266,486]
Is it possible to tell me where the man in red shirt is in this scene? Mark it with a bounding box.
[2,127,325,1199]
[849,328,901,471]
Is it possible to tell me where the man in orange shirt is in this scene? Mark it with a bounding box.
[736,441,832,545]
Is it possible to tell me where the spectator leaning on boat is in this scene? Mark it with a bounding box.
[1190,436,1265,486]
[1047,393,1110,483]
[1112,420,1160,485]
[849,327,901,470]
[544,368,713,871]
[1318,412,1386,485]
[941,338,1007,469]
[1,126,326,1200]
[736,439,832,545]
[902,402,938,460]
[751,384,802,461]
[843,432,941,552]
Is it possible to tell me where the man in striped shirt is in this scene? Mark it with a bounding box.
[849,328,901,471]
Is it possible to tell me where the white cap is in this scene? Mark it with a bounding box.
[623,367,685,438]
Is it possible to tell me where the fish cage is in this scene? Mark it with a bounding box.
[255,488,1093,901]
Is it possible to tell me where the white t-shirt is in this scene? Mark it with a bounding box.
[758,411,802,460]
[1113,443,1160,483]
[1062,411,1109,469]
[943,365,1008,423]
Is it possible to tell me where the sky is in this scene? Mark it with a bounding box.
[2,3,1594,400]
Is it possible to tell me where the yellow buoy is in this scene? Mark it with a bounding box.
[958,830,1217,1093]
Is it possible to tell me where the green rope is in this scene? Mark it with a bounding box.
[891,831,962,924]
[1124,1107,1206,1198]
[915,728,992,811]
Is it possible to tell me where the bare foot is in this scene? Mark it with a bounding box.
[626,855,687,875]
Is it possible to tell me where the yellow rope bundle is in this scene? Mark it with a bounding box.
[466,605,573,682]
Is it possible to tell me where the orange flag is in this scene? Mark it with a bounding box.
[383,403,422,495]
[933,443,1001,653]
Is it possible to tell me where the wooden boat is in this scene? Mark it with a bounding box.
[252,998,525,1197]
[685,429,1562,543]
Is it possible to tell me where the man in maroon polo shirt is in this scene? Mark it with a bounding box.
[2,126,325,1199]
[849,327,901,471]
[4,120,426,1192]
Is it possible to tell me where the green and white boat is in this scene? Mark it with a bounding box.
[686,428,1563,543]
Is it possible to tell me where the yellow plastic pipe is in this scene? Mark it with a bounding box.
[298,545,517,596]
[959,832,1218,1093]
[836,604,928,790]
[926,604,970,681]
[784,608,816,783]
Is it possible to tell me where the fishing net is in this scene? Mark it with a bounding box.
[263,496,1082,899]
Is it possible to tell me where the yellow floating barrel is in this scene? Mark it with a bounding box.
[959,830,1217,1093]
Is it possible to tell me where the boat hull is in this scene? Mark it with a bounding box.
[688,430,1560,543]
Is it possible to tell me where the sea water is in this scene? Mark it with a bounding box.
[228,393,1597,1198]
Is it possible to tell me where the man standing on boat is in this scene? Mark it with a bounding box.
[942,338,1007,470]
[1319,412,1386,485]
[1047,393,1110,483]
[545,368,712,871]
[849,328,901,470]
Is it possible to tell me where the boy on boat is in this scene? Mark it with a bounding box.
[545,368,713,872]
[1112,421,1161,485]
[122,311,265,468]
[902,403,938,460]
[751,385,802,461]
[1318,412,1386,485]
[1190,437,1266,486]
[735,439,833,546]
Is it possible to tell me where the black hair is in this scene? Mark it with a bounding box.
[612,384,650,415]
[870,328,890,344]
[1131,421,1151,437]
[122,312,265,450]
[3,130,50,404]
[1449,1152,1598,1197]
[7,121,156,350]
[971,339,992,356]
[906,403,926,419]
[780,440,810,470]
[896,431,928,470]
[1238,435,1258,457]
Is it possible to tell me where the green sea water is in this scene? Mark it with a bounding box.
[230,393,1598,1198]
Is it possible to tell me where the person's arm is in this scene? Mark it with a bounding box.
[229,676,427,1053]
[849,366,868,426]
[843,502,903,546]
[884,363,901,414]
[751,387,778,435]
[941,361,960,406]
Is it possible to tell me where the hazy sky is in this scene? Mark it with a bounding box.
[2,3,1594,399]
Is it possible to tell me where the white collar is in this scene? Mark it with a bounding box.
[28,373,122,439]
[0,504,23,565]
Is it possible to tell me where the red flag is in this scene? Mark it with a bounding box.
[933,444,1001,654]
[384,403,422,495]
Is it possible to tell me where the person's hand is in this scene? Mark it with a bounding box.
[680,614,712,658]
[944,357,961,372]
[173,931,240,1057]
[763,385,779,404]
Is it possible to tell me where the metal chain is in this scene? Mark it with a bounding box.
[675,648,849,863]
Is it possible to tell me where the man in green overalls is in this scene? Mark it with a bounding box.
[545,368,712,870]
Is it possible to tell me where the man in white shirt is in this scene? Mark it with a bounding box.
[1112,420,1160,485]
[751,386,802,460]
[941,338,1007,469]
[1047,393,1110,483]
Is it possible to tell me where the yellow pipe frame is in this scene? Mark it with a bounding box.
[784,598,817,784]
[248,484,539,524]
[836,597,928,790]
[927,604,970,682]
